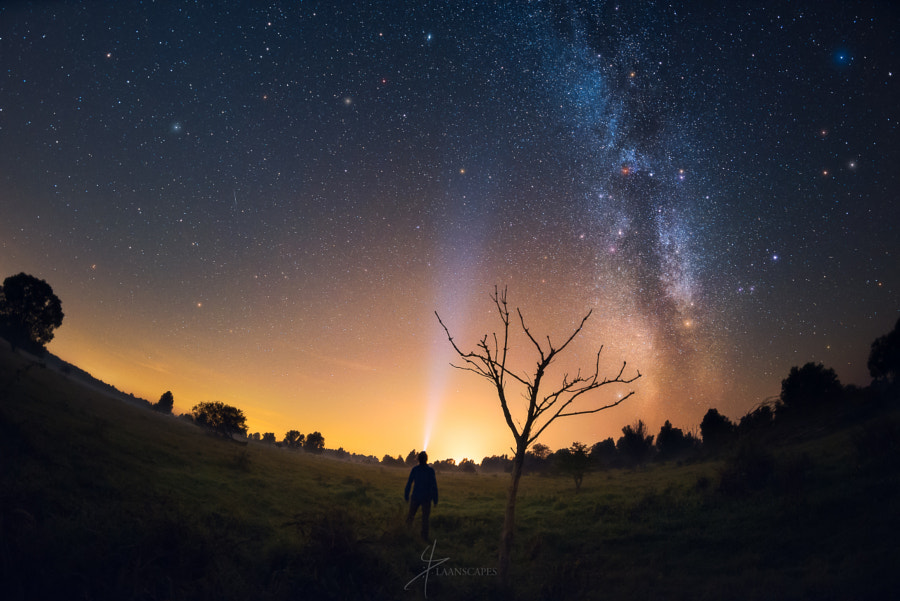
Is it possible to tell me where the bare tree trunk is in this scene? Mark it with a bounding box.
[436,287,640,589]
[499,444,526,585]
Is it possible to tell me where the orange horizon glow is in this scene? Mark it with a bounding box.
[5,247,880,468]
[2,0,895,477]
[39,275,798,465]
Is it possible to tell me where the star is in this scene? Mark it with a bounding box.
[1,0,895,469]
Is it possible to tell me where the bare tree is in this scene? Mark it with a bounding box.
[436,286,640,584]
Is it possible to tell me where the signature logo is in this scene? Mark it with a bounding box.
[404,539,449,598]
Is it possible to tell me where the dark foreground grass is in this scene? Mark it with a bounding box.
[2,344,898,600]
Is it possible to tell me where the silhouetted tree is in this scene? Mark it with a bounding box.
[191,401,248,438]
[700,408,735,452]
[0,273,64,354]
[248,432,261,442]
[433,458,457,472]
[868,318,900,384]
[590,437,617,469]
[655,420,696,462]
[284,430,304,449]
[480,454,513,472]
[405,449,418,466]
[262,432,276,444]
[437,286,640,583]
[523,447,552,474]
[304,431,325,453]
[382,454,405,467]
[531,443,551,460]
[527,442,556,473]
[458,458,477,473]
[154,391,174,414]
[557,442,590,491]
[779,362,843,414]
[616,420,655,466]
[738,404,775,437]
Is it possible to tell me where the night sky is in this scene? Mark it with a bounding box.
[2,1,897,462]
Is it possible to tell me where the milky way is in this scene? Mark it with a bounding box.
[1,1,897,459]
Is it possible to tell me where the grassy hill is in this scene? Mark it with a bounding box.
[1,342,898,600]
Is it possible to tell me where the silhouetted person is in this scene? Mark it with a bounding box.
[405,451,438,540]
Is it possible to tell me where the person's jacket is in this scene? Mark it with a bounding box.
[405,464,438,504]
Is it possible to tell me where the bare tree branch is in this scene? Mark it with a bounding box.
[436,286,641,584]
[436,287,641,452]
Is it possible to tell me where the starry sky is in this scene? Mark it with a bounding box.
[2,1,897,463]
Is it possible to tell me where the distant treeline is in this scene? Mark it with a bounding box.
[384,317,900,474]
[149,317,899,472]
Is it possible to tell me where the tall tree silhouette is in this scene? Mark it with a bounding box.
[700,408,735,452]
[868,318,900,384]
[0,273,64,354]
[437,286,640,584]
[154,391,174,414]
[616,420,655,466]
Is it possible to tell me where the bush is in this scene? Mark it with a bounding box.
[191,401,248,438]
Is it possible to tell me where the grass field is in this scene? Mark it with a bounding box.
[2,343,898,600]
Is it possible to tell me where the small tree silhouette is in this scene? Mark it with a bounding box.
[304,431,325,453]
[590,437,617,469]
[779,362,842,415]
[738,403,775,437]
[616,420,655,466]
[655,420,696,462]
[868,318,900,384]
[437,286,639,583]
[557,442,590,491]
[154,391,174,414]
[700,408,735,452]
[381,454,405,467]
[284,430,305,449]
[531,443,551,460]
[433,458,457,472]
[191,401,248,438]
[0,273,64,354]
[458,458,477,473]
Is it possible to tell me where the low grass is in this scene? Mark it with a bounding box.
[2,344,898,600]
